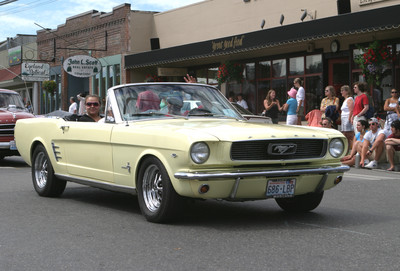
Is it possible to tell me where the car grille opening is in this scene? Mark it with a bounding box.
[231,139,327,160]
[0,124,15,137]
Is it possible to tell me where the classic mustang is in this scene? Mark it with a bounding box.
[15,83,349,223]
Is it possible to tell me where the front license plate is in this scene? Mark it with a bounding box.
[266,179,296,198]
[10,140,17,150]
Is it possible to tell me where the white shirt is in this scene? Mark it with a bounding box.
[364,127,385,146]
[68,102,77,113]
[237,99,248,109]
[77,94,86,115]
[296,86,305,107]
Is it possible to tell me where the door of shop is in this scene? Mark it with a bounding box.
[328,58,350,97]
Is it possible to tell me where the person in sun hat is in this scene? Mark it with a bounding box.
[283,88,298,125]
[361,117,387,169]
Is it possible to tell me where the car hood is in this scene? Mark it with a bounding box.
[134,118,342,142]
[0,109,35,123]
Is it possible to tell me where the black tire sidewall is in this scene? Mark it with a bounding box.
[31,145,66,197]
[137,157,180,223]
[275,192,324,212]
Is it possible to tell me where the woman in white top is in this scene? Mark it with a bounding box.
[340,85,354,149]
[294,78,305,125]
[383,88,400,137]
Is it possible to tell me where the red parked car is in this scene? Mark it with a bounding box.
[0,89,35,160]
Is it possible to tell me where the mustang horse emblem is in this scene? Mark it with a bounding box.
[270,144,297,155]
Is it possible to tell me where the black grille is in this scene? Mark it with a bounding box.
[0,124,15,137]
[231,139,327,160]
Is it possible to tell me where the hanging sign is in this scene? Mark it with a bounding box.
[63,55,101,78]
[21,62,50,81]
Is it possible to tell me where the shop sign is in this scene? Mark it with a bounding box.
[157,67,187,76]
[8,46,21,66]
[211,35,245,53]
[21,62,50,81]
[63,55,101,78]
[359,0,385,5]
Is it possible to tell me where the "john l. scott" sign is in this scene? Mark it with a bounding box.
[63,55,102,78]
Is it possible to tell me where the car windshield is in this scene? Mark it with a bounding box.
[231,102,254,115]
[0,93,26,109]
[113,84,243,121]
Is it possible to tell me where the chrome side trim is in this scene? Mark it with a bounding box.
[174,165,350,180]
[55,173,137,195]
[51,142,62,162]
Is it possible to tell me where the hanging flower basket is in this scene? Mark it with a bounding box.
[42,80,57,95]
[217,61,243,84]
[354,41,394,87]
[145,74,163,82]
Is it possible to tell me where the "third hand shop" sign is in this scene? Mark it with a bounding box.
[63,55,102,78]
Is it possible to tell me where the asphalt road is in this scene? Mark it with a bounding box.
[1,156,400,271]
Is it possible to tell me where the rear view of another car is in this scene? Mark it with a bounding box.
[0,89,35,160]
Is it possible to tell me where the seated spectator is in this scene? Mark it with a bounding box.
[361,118,387,169]
[320,117,333,128]
[341,119,369,166]
[385,119,400,171]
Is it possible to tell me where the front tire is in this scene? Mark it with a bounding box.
[275,192,324,212]
[137,157,181,223]
[31,145,66,197]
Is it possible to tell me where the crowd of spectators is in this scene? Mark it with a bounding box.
[258,81,400,171]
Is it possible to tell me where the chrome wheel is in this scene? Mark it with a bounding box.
[137,157,181,223]
[31,145,66,197]
[142,164,163,212]
[34,152,48,189]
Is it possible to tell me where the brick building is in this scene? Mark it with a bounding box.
[37,3,155,113]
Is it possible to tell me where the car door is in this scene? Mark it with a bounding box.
[61,121,114,182]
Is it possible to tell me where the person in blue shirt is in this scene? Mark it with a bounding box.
[283,88,298,125]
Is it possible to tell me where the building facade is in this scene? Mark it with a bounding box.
[0,35,38,113]
[36,3,156,113]
[125,0,400,116]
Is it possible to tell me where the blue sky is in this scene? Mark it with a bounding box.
[0,0,202,42]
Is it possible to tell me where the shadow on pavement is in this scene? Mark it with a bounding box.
[0,156,28,168]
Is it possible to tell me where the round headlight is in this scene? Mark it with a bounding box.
[190,142,210,164]
[329,138,344,158]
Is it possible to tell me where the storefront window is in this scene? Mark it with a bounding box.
[306,55,322,73]
[272,59,286,78]
[208,67,218,85]
[115,64,121,85]
[289,57,304,76]
[305,75,323,111]
[94,72,100,96]
[109,66,114,88]
[271,78,287,107]
[196,68,208,84]
[259,61,271,78]
[245,63,255,80]
[257,80,270,112]
[352,48,363,69]
[101,67,106,99]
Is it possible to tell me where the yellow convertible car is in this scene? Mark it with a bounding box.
[15,83,349,223]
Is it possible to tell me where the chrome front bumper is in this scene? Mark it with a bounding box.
[174,165,350,180]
